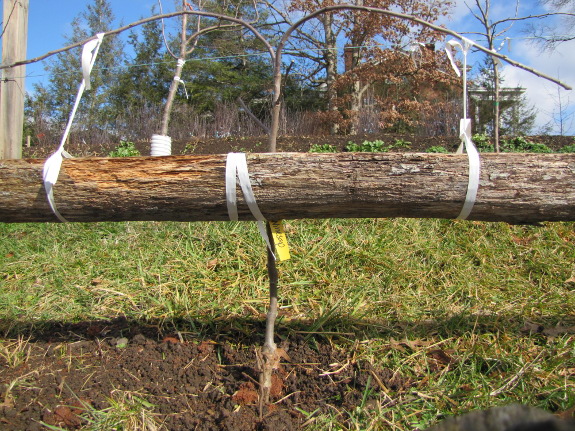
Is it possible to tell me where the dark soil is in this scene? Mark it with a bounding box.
[0,318,411,430]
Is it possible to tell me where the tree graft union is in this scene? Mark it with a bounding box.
[0,153,574,224]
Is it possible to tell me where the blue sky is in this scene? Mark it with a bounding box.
[4,0,574,134]
[22,1,159,87]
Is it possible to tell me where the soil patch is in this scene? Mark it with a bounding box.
[1,318,411,430]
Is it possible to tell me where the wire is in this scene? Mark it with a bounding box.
[16,51,273,80]
[0,0,19,40]
[0,77,25,97]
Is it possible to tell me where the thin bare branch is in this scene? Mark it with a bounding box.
[237,96,270,134]
[0,10,276,70]
[158,0,179,59]
[493,0,520,39]
[262,0,294,25]
[492,11,575,27]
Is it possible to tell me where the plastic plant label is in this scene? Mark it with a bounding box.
[269,220,291,261]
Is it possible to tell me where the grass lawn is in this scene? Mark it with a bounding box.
[1,218,574,429]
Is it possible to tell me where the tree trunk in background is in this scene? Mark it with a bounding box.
[323,12,339,135]
[493,60,501,152]
[2,153,574,224]
[349,46,362,135]
[348,0,363,136]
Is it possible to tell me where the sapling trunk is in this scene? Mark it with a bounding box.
[258,223,280,418]
[160,5,188,137]
[264,234,279,353]
[160,56,185,136]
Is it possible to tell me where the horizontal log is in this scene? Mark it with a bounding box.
[0,153,574,223]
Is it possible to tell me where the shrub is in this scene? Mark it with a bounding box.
[309,143,337,153]
[345,142,363,152]
[345,140,386,152]
[426,145,448,153]
[502,137,551,153]
[559,142,575,153]
[344,140,402,152]
[108,141,141,157]
[472,133,494,152]
[391,138,412,149]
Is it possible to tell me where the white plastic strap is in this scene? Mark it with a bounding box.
[42,148,71,223]
[174,76,189,99]
[173,59,188,99]
[226,153,275,258]
[42,33,105,222]
[445,38,473,120]
[456,119,481,220]
[82,33,104,90]
[445,39,470,77]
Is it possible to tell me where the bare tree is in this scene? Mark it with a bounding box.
[158,0,252,137]
[544,83,574,135]
[527,0,575,50]
[464,0,521,152]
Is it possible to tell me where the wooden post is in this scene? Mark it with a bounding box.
[0,152,574,224]
[0,0,29,160]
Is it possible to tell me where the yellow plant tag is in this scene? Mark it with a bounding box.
[269,220,290,261]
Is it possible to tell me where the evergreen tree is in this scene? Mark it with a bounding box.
[31,0,124,137]
[500,90,537,136]
[110,15,171,111]
[471,58,537,136]
[185,0,275,109]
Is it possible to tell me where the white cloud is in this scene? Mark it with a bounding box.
[501,39,575,134]
[443,0,473,27]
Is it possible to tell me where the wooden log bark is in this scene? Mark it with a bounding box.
[0,152,574,223]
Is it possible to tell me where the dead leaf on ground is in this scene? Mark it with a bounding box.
[511,235,533,246]
[556,405,575,421]
[162,336,180,344]
[206,258,219,270]
[197,340,215,354]
[542,325,575,338]
[232,381,258,405]
[564,276,575,288]
[427,349,453,366]
[389,338,434,352]
[521,321,544,334]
